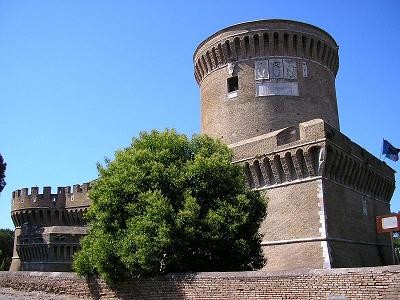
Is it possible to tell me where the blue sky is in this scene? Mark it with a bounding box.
[0,1,399,229]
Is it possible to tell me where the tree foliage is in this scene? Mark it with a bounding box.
[0,154,6,193]
[0,229,14,271]
[73,130,266,282]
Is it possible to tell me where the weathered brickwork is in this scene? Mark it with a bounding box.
[0,266,399,299]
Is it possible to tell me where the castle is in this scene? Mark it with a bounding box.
[9,19,396,272]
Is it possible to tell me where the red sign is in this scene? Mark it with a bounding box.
[376,213,400,233]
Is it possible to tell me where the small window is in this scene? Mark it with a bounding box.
[227,76,238,93]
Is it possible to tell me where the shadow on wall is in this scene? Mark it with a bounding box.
[86,277,101,300]
[86,274,196,300]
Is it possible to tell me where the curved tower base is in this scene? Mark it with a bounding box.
[10,183,91,272]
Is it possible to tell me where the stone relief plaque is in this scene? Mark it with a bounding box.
[253,57,300,97]
[256,82,299,96]
[227,62,235,75]
[255,60,269,80]
[283,59,297,79]
[269,58,283,79]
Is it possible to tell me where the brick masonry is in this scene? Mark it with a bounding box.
[0,266,399,299]
[195,19,396,271]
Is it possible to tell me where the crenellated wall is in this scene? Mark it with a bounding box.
[9,182,92,272]
[12,183,91,210]
[11,183,91,229]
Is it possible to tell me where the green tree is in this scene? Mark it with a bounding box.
[73,130,266,283]
[0,229,14,271]
[0,154,6,193]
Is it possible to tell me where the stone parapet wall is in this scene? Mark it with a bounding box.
[11,182,92,229]
[232,119,395,203]
[12,182,92,211]
[0,266,399,299]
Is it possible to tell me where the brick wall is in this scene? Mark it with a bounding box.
[0,266,399,299]
[260,181,325,271]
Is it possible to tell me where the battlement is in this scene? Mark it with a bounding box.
[194,19,339,84]
[12,182,92,211]
[231,119,395,202]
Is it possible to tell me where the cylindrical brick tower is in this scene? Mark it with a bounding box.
[194,19,340,144]
[194,20,395,271]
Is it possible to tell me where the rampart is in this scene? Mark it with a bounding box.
[232,119,395,202]
[12,183,91,210]
[0,266,399,299]
[11,183,92,227]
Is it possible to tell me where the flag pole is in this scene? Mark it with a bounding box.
[390,232,396,265]
[380,138,384,160]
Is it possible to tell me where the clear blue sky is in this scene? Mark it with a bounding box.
[0,1,399,229]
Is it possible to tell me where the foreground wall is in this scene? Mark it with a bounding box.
[0,266,399,299]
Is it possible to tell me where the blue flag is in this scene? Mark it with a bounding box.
[382,139,400,162]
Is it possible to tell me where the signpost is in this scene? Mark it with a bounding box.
[376,213,400,264]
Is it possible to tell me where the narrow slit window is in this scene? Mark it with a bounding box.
[227,76,238,93]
